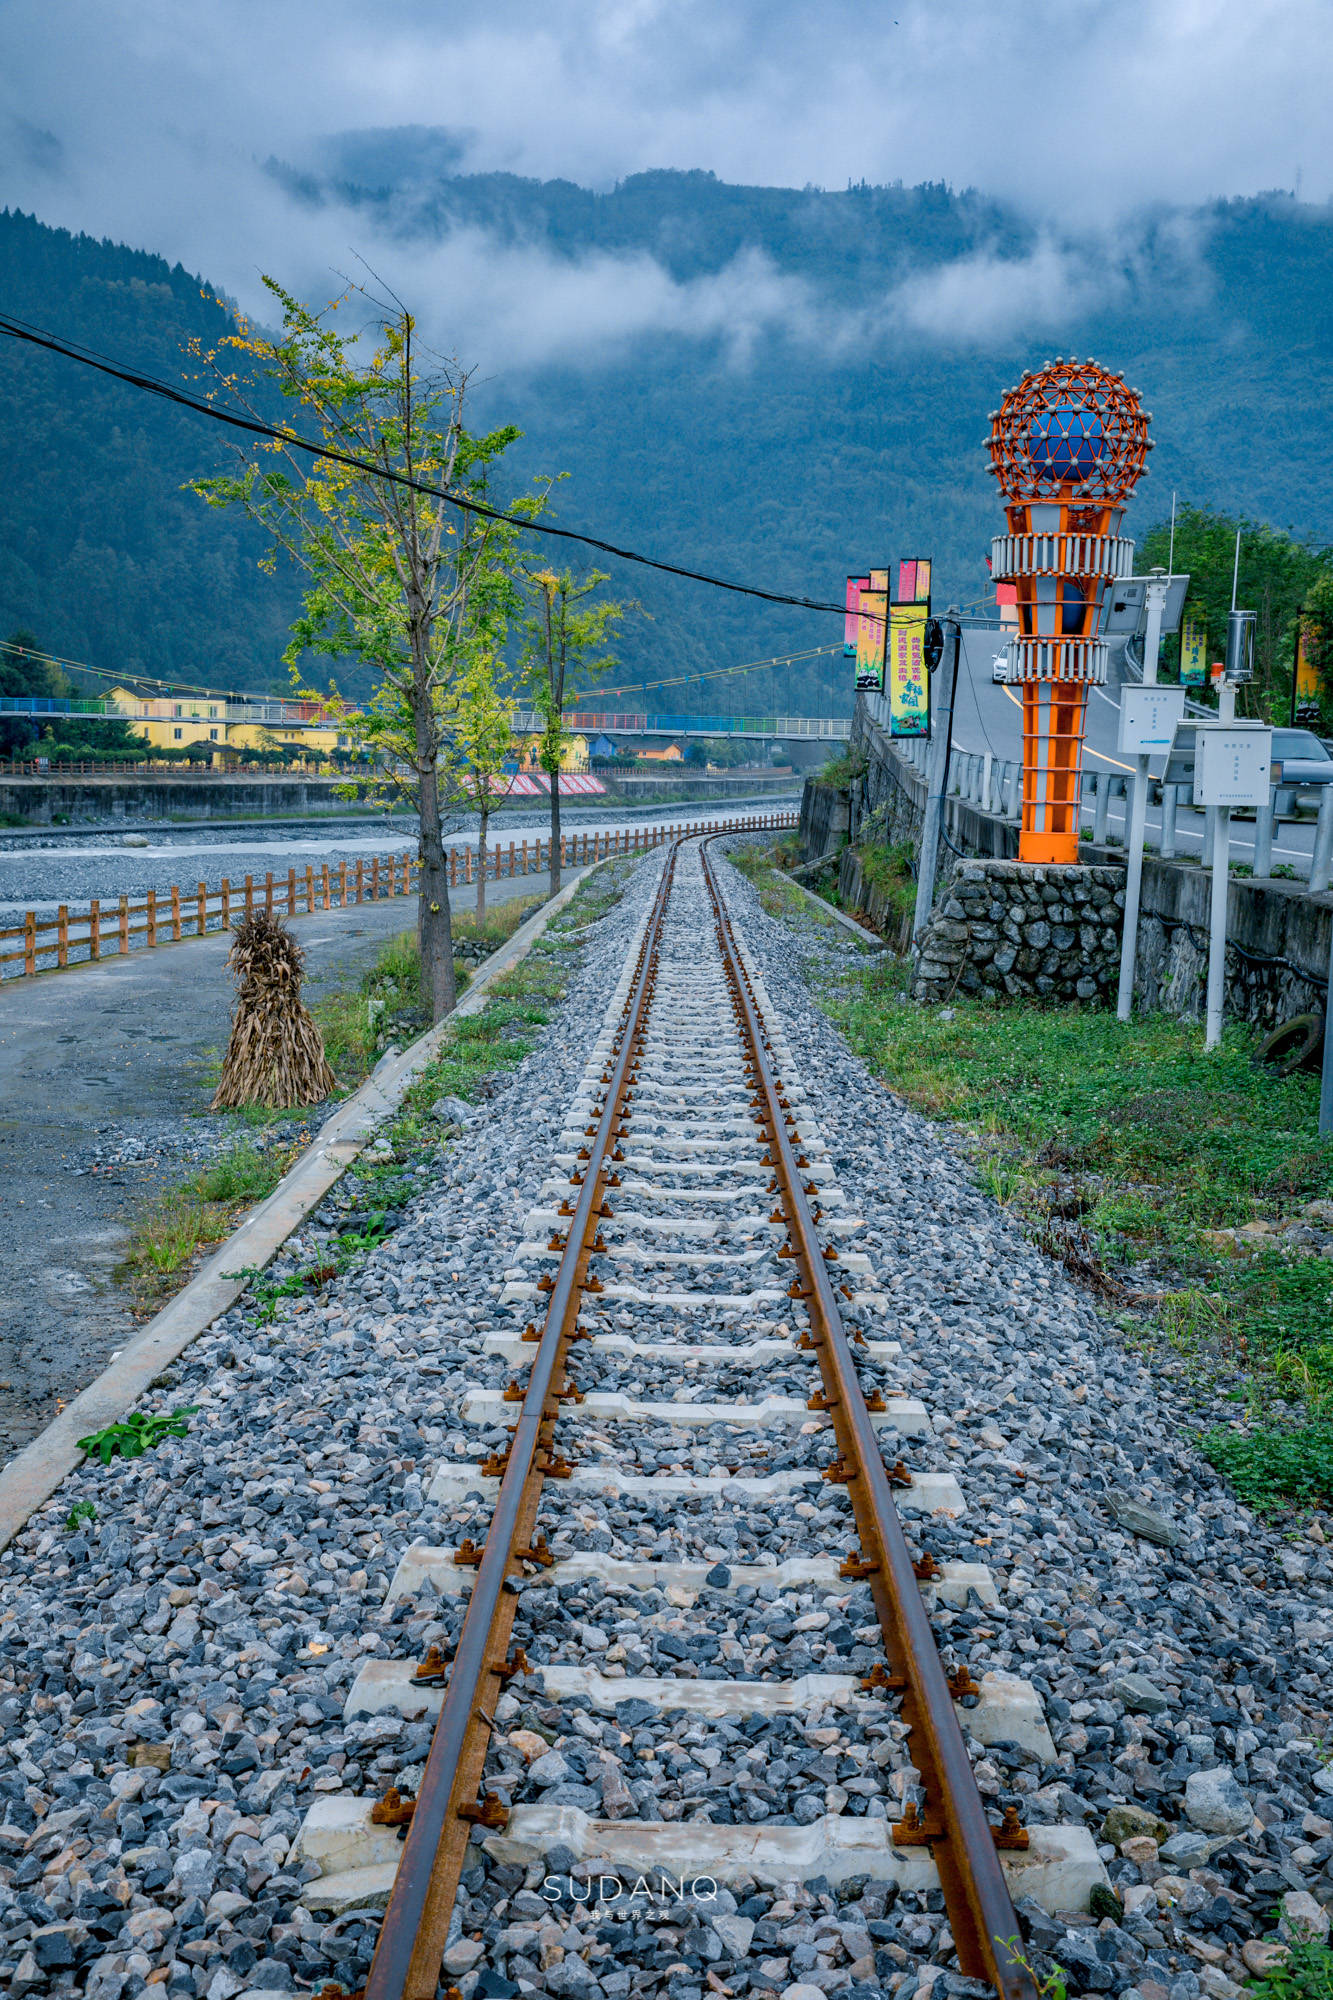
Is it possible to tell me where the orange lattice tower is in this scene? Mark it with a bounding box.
[987,359,1151,863]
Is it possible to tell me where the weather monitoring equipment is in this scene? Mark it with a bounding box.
[1118,685,1185,758]
[1193,722,1273,810]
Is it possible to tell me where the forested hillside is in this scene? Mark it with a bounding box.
[0,210,304,693]
[3,174,1333,712]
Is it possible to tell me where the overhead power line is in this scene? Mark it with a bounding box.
[593,644,842,699]
[0,310,862,621]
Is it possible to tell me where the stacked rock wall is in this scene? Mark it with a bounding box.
[911,861,1124,1004]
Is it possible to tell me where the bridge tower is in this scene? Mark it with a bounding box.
[987,360,1150,863]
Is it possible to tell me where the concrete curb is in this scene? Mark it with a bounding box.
[0,861,606,1553]
[764,864,888,948]
[786,876,887,948]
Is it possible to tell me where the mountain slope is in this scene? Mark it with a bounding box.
[3,177,1332,714]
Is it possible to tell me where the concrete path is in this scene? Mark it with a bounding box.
[0,875,537,1463]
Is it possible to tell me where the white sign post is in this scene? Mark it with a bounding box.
[1193,721,1272,1049]
[1114,568,1180,1021]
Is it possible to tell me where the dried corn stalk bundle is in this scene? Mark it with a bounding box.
[212,912,337,1108]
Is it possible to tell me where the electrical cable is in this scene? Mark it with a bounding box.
[0,309,860,621]
[1149,911,1328,990]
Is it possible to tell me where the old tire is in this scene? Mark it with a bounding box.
[1256,1012,1324,1075]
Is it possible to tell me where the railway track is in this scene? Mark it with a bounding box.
[294,835,1105,2000]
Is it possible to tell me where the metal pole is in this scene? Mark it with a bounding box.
[1093,772,1110,843]
[1115,571,1170,1022]
[1205,807,1231,1050]
[1320,908,1333,1135]
[1253,790,1275,879]
[1310,789,1333,893]
[1168,490,1177,575]
[1161,783,1178,859]
[913,614,961,940]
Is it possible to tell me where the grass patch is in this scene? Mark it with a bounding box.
[815,750,867,788]
[1202,1423,1333,1512]
[729,843,821,924]
[811,950,1333,1510]
[312,893,549,1085]
[117,1140,295,1311]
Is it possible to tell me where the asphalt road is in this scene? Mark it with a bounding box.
[0,872,540,1466]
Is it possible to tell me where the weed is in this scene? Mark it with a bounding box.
[65,1500,96,1530]
[118,1142,290,1308]
[77,1407,197,1466]
[1244,1937,1333,2000]
[976,1154,1028,1206]
[1202,1422,1333,1510]
[996,1936,1068,2000]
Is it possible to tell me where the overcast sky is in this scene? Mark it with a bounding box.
[2,0,1329,365]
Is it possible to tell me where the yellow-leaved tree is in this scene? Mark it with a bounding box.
[446,656,514,929]
[191,279,534,1020]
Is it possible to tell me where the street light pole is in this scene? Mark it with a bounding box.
[913,613,961,941]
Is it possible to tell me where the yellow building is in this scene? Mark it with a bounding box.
[107,688,348,763]
[516,733,590,774]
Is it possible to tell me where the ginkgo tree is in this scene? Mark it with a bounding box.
[190,279,532,1020]
[522,566,623,893]
[446,655,514,929]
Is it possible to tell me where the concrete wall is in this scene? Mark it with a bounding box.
[0,776,365,824]
[795,695,1333,1032]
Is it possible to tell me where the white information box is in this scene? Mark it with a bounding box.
[1192,722,1273,809]
[1117,685,1186,757]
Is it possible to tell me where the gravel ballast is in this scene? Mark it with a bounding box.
[0,840,1329,2000]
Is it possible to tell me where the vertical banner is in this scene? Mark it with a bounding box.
[1295,610,1320,709]
[888,601,930,737]
[855,568,889,692]
[897,557,933,607]
[1179,609,1208,685]
[845,575,869,658]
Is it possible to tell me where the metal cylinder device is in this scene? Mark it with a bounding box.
[987,359,1153,863]
[1225,607,1256,684]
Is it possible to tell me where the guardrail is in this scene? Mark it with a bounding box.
[0,759,351,777]
[0,811,797,981]
[873,692,1330,888]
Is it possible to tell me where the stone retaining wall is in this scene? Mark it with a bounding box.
[912,861,1124,1004]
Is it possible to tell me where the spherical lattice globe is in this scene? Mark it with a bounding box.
[987,359,1151,503]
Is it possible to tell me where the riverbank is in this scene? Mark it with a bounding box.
[0,773,802,831]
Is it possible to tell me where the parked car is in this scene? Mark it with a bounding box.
[1271,728,1333,791]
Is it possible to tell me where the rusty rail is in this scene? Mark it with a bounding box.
[358,829,1032,2000]
[698,837,1036,2000]
[360,847,680,2000]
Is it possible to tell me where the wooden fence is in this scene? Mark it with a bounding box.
[0,811,796,980]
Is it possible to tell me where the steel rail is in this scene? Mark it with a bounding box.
[699,838,1037,2000]
[361,847,679,2000]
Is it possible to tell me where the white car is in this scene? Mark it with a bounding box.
[991,653,1010,685]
